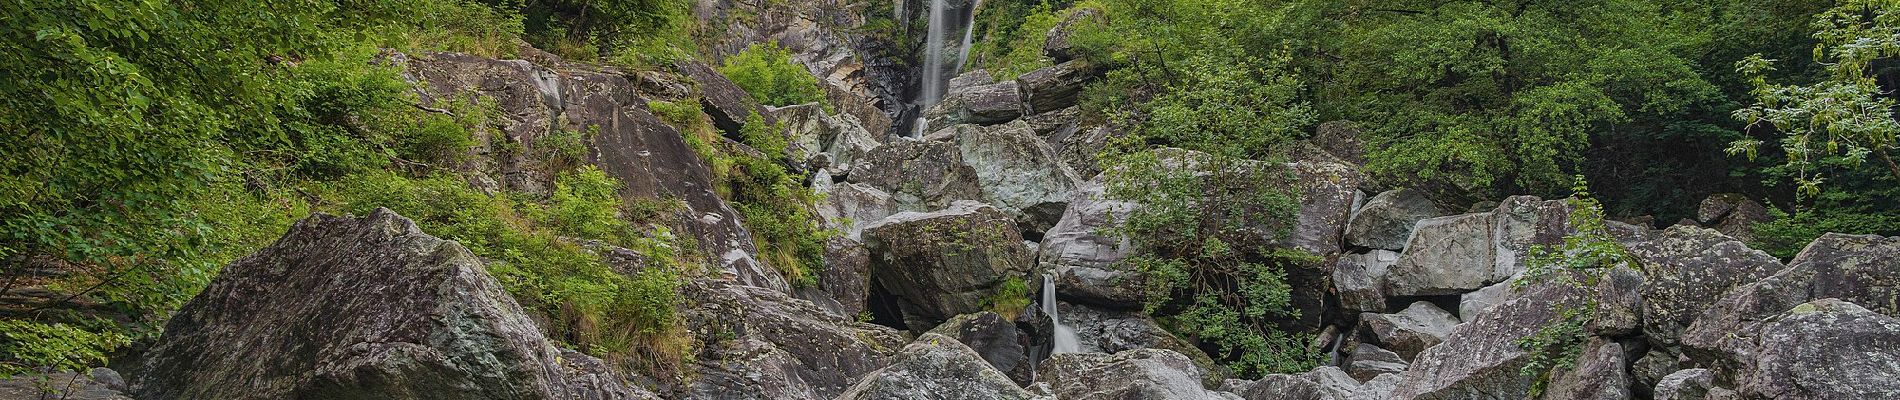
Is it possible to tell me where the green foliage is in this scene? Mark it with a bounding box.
[1730,0,1900,198]
[984,277,1032,321]
[511,0,693,64]
[1751,206,1900,259]
[538,167,636,243]
[1511,177,1634,396]
[719,42,828,107]
[0,320,129,377]
[729,114,830,286]
[970,1,1062,79]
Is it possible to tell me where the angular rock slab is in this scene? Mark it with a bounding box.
[1358,301,1461,361]
[1731,299,1900,399]
[1345,344,1408,382]
[924,80,1024,132]
[1389,281,1588,400]
[951,121,1080,234]
[1334,250,1399,313]
[863,201,1033,327]
[133,210,648,400]
[926,312,1033,386]
[1041,180,1140,307]
[836,333,1037,400]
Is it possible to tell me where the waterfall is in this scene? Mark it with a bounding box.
[920,0,948,108]
[1044,274,1080,354]
[955,0,982,72]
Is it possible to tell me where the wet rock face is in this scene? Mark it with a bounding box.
[679,279,908,399]
[1038,349,1228,400]
[1628,226,1783,346]
[406,52,787,292]
[862,201,1032,328]
[836,333,1035,400]
[133,210,648,400]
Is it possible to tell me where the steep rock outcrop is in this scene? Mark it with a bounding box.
[406,52,788,292]
[133,210,649,400]
[1681,233,1900,372]
[1627,226,1783,346]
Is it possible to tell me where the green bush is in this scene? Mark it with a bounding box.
[0,320,129,377]
[718,42,828,107]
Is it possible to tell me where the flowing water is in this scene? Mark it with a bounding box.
[1044,274,1081,354]
[911,0,981,137]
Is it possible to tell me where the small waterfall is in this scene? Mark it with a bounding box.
[1044,274,1080,354]
[954,0,982,72]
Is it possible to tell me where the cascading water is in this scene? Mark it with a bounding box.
[910,0,980,137]
[1044,274,1080,354]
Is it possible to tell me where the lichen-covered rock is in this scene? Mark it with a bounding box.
[949,69,996,92]
[951,121,1080,234]
[1713,299,1900,399]
[1589,266,1645,336]
[1629,226,1783,345]
[1335,250,1399,313]
[1,369,131,400]
[1539,338,1631,400]
[1017,59,1098,114]
[770,102,881,175]
[1358,301,1461,361]
[1383,213,1496,297]
[924,80,1024,132]
[1458,279,1514,321]
[1389,282,1588,400]
[1239,374,1326,400]
[1350,374,1401,400]
[836,333,1037,400]
[1311,121,1365,165]
[680,279,908,399]
[802,236,872,317]
[863,201,1032,327]
[1280,160,1366,257]
[1681,233,1900,371]
[133,210,650,400]
[1346,344,1408,382]
[1653,369,1715,400]
[1048,125,1123,177]
[925,312,1032,386]
[1038,349,1229,400]
[817,181,900,240]
[1346,189,1447,251]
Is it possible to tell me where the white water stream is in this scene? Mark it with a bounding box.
[912,0,982,137]
[1044,274,1080,354]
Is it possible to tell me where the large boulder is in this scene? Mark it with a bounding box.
[1037,349,1229,400]
[679,279,908,399]
[925,312,1032,386]
[923,80,1025,132]
[803,236,872,317]
[1017,59,1098,114]
[816,180,899,240]
[1652,369,1716,400]
[770,103,881,175]
[132,210,649,400]
[1388,281,1588,400]
[1236,367,1359,400]
[1358,301,1461,361]
[951,121,1081,234]
[1279,160,1366,257]
[836,333,1037,400]
[1056,302,1216,375]
[1383,197,1575,297]
[863,201,1033,328]
[1681,233,1900,371]
[1627,226,1783,346]
[1041,180,1140,307]
[847,137,984,212]
[1346,189,1446,251]
[1730,299,1900,399]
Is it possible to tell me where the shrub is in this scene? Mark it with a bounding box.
[718,42,828,107]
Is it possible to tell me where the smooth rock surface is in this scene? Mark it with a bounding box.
[836,333,1036,400]
[1359,301,1461,361]
[863,201,1032,327]
[1346,189,1446,251]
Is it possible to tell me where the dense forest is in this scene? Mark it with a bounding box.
[2,0,1897,398]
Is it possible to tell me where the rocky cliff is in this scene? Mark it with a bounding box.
[15,10,1900,400]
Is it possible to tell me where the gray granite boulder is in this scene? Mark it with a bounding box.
[1038,349,1229,400]
[863,201,1033,328]
[836,333,1037,400]
[1358,301,1461,361]
[1346,189,1446,251]
[1628,226,1783,345]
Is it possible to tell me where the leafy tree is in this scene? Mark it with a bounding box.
[1731,0,1900,196]
[719,42,828,107]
